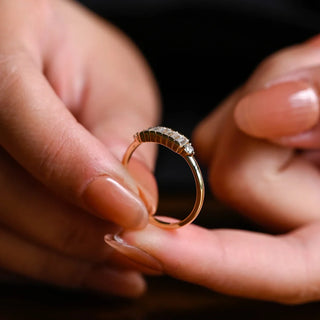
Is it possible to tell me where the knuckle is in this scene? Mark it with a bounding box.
[209,139,293,211]
[248,46,301,87]
[258,51,288,73]
[38,128,70,184]
[0,57,24,99]
[53,211,109,263]
[0,0,53,42]
[36,253,89,288]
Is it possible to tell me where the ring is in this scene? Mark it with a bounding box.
[122,126,205,229]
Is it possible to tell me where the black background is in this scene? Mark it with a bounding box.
[78,0,319,193]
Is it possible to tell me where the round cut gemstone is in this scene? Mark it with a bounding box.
[184,143,194,155]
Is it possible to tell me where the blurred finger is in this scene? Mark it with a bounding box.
[0,149,116,263]
[234,81,319,139]
[193,90,242,164]
[0,223,145,298]
[209,116,320,230]
[233,48,320,146]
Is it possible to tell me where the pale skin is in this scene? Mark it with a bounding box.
[3,0,320,305]
[114,36,320,304]
[0,0,160,297]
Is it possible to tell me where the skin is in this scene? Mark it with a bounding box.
[0,0,160,297]
[116,36,320,304]
[4,0,320,305]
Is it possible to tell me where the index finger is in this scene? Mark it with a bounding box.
[0,50,152,230]
[0,0,160,229]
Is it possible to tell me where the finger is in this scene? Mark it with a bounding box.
[193,90,242,165]
[244,40,320,89]
[0,149,117,263]
[115,223,320,304]
[273,122,320,149]
[50,0,160,209]
[0,50,150,230]
[196,41,320,150]
[194,44,320,230]
[70,13,160,214]
[0,0,161,229]
[107,249,164,276]
[234,81,319,139]
[195,89,320,230]
[1,149,161,267]
[0,224,145,298]
[233,47,320,145]
[210,115,320,230]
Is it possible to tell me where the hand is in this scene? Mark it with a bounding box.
[107,35,320,303]
[0,0,159,297]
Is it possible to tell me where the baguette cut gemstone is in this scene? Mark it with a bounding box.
[137,126,195,156]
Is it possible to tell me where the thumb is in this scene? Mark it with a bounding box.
[106,223,320,304]
[234,80,319,139]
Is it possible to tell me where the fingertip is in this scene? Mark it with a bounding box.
[192,115,218,165]
[104,233,164,274]
[82,176,149,229]
[93,137,159,221]
[192,122,208,162]
[234,81,319,139]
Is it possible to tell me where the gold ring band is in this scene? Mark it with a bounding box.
[122,126,205,229]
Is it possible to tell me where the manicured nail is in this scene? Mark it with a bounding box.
[104,233,163,273]
[234,81,319,138]
[83,176,148,229]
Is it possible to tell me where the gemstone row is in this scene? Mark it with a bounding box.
[136,126,194,156]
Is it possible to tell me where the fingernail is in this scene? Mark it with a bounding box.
[83,176,148,229]
[234,81,319,138]
[104,233,163,273]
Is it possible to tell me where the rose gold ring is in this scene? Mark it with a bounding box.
[122,126,205,229]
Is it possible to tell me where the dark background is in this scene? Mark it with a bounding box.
[2,2,320,318]
[78,0,319,195]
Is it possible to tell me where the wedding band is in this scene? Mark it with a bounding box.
[122,126,205,229]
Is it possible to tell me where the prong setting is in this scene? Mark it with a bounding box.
[136,126,195,156]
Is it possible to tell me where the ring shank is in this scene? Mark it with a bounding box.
[122,136,205,229]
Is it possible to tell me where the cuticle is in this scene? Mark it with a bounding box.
[80,174,110,199]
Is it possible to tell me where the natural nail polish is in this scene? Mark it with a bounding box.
[234,81,319,138]
[104,233,163,273]
[83,176,149,229]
